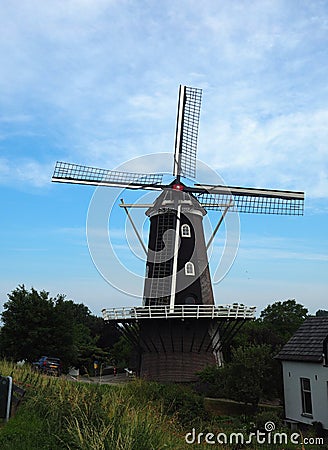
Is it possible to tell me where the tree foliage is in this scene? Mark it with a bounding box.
[0,285,120,371]
[260,299,308,343]
[199,299,308,405]
[223,344,280,405]
[0,285,58,362]
[199,344,280,405]
[110,335,134,368]
[230,299,308,352]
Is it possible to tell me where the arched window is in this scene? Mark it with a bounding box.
[185,262,195,276]
[181,224,191,238]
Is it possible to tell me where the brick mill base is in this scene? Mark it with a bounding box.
[138,318,218,382]
[140,351,215,382]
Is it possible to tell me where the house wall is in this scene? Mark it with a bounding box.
[282,360,328,429]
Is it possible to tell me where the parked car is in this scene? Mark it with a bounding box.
[32,356,62,376]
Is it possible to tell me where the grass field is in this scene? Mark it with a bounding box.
[0,360,325,449]
[0,360,185,449]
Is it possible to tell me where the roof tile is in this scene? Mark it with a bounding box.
[275,317,328,362]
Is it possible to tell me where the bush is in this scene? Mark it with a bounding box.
[197,345,280,405]
[254,410,283,431]
[124,379,209,427]
[196,365,225,397]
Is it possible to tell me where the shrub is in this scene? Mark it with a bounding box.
[254,410,283,431]
[124,379,209,427]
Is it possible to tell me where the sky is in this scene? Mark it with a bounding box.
[1,0,328,317]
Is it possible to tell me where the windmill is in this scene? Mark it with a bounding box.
[52,85,304,381]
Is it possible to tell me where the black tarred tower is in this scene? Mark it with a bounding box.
[52,85,304,381]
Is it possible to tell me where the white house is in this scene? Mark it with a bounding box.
[276,317,328,430]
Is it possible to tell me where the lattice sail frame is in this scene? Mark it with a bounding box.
[52,161,163,188]
[193,185,304,215]
[173,85,202,179]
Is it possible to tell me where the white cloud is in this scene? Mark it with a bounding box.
[232,234,328,263]
[0,158,52,188]
[240,246,328,263]
[199,108,328,197]
[0,0,327,204]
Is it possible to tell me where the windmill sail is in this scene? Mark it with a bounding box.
[173,85,202,179]
[190,184,304,215]
[52,161,163,189]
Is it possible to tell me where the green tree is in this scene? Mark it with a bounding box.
[199,344,280,405]
[111,335,134,369]
[229,318,282,352]
[53,299,120,371]
[260,299,308,344]
[0,285,120,371]
[0,285,57,361]
[231,299,308,353]
[201,299,308,403]
[223,344,280,405]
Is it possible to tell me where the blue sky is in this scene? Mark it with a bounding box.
[1,0,327,316]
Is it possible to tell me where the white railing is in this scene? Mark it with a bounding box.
[101,304,256,321]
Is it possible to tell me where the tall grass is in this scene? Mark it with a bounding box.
[0,360,184,449]
[0,360,324,449]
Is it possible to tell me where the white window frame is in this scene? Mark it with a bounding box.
[300,377,313,417]
[185,262,195,276]
[181,224,191,238]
